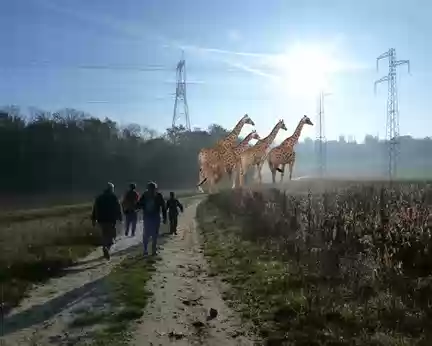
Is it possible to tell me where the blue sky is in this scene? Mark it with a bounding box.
[1,0,430,142]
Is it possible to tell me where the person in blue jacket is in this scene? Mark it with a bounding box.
[137,181,167,256]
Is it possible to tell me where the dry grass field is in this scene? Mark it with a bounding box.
[0,204,97,313]
[197,179,432,345]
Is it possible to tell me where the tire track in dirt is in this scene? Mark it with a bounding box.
[131,201,258,346]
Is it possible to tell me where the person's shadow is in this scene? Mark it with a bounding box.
[2,277,105,336]
[1,224,173,337]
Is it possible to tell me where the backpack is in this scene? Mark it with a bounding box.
[142,192,163,216]
[123,190,139,211]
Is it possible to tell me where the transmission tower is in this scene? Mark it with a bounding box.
[316,91,331,178]
[374,48,410,181]
[172,52,191,130]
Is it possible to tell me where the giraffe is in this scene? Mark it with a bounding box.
[236,119,288,187]
[198,130,261,189]
[223,130,261,186]
[270,150,296,183]
[197,114,255,193]
[267,115,313,183]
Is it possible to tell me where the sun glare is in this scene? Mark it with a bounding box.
[274,43,339,98]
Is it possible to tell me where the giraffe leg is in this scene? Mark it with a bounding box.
[256,164,261,184]
[280,164,286,183]
[214,171,221,192]
[226,169,234,188]
[289,161,294,180]
[231,167,237,189]
[289,153,296,180]
[257,162,264,184]
[200,163,219,194]
[268,159,276,184]
[271,169,276,184]
[197,167,206,193]
[239,168,244,188]
[251,165,257,183]
[208,174,215,194]
[206,162,220,193]
[238,161,246,187]
[213,166,223,186]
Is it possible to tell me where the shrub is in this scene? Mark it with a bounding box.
[199,182,432,344]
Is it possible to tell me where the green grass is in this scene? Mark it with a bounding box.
[0,203,92,224]
[0,206,98,314]
[68,247,157,346]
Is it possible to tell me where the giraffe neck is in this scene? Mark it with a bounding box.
[235,133,255,152]
[259,124,282,150]
[281,120,305,148]
[219,118,247,147]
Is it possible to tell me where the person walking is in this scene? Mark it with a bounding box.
[122,183,140,237]
[166,191,184,235]
[91,182,122,260]
[137,181,167,256]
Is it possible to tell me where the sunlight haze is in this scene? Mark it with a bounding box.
[1,0,430,141]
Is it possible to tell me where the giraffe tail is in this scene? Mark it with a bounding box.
[197,177,207,187]
[267,154,282,173]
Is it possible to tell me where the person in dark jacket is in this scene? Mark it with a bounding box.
[122,183,140,237]
[166,191,184,235]
[91,182,122,260]
[137,181,167,256]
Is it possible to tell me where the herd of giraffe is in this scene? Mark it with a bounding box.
[196,114,314,193]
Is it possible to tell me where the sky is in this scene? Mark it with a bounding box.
[1,0,430,142]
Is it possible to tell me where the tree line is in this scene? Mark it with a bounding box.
[1,106,430,198]
[293,134,432,178]
[0,107,229,195]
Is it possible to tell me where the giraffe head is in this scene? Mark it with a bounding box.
[250,130,261,140]
[278,119,288,131]
[242,113,255,126]
[302,115,314,126]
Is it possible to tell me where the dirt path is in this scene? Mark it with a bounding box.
[1,223,144,345]
[1,200,256,345]
[131,201,257,346]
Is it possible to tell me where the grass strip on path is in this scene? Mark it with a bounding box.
[70,250,158,346]
[196,199,282,341]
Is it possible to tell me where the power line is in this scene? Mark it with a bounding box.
[0,61,257,74]
[374,48,410,181]
[4,95,278,109]
[1,62,168,72]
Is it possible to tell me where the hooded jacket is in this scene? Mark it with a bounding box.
[92,190,122,223]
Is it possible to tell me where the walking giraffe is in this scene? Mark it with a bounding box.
[197,130,261,189]
[267,115,313,183]
[197,114,255,192]
[236,119,287,187]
